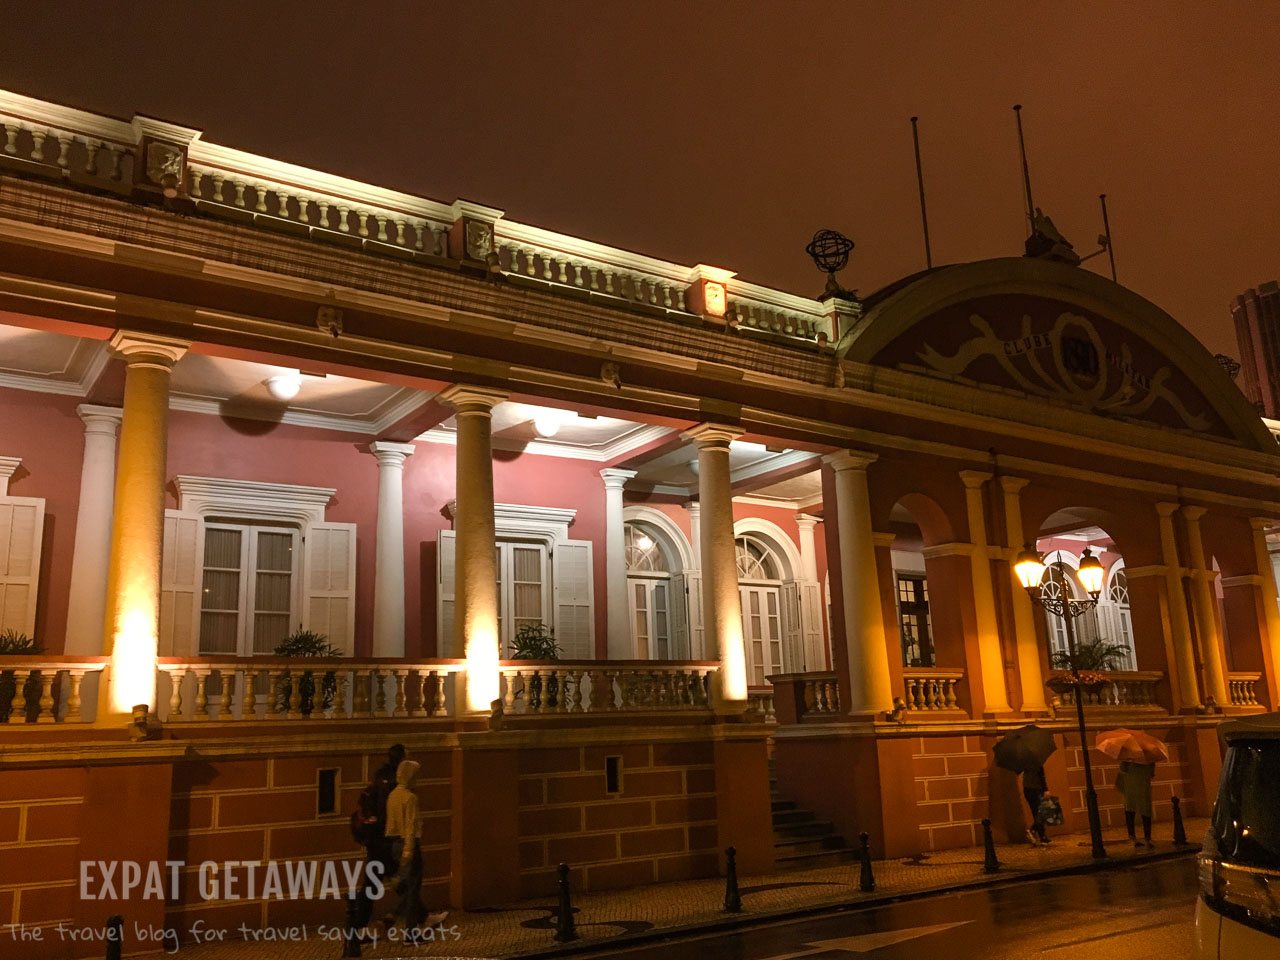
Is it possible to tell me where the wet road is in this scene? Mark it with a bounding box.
[582,857,1198,959]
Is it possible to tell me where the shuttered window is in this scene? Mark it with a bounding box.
[0,497,44,637]
[198,523,300,656]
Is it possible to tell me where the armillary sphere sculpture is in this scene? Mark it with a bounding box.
[805,229,856,299]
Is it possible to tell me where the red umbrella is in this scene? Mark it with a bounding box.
[1095,728,1169,763]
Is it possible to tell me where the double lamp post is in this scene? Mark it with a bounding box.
[1014,545,1109,860]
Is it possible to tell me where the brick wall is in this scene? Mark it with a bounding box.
[516,740,719,898]
[911,735,991,849]
[0,766,87,936]
[165,751,453,933]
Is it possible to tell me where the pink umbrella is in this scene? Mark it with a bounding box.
[1095,728,1169,763]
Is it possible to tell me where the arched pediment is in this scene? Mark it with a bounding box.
[839,258,1273,451]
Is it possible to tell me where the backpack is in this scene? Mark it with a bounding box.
[349,784,380,845]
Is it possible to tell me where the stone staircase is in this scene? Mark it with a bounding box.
[769,758,858,870]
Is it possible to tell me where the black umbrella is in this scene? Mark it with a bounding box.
[993,724,1057,773]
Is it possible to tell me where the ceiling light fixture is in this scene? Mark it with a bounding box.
[533,413,563,438]
[265,371,302,401]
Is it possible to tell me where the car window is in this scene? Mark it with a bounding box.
[1212,739,1280,868]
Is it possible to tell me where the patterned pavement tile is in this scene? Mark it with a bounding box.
[156,818,1207,959]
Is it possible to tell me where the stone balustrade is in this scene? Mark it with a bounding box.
[187,161,452,256]
[747,688,777,723]
[0,88,836,353]
[765,671,840,722]
[156,658,465,722]
[901,668,965,712]
[1227,671,1263,709]
[498,661,716,715]
[1049,670,1166,710]
[0,658,107,724]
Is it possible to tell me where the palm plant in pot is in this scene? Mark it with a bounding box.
[509,623,560,709]
[0,630,39,723]
[274,627,341,715]
[1047,637,1131,693]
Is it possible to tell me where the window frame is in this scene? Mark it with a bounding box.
[198,520,302,657]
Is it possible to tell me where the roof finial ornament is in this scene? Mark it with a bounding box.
[805,229,858,301]
[1014,105,1081,267]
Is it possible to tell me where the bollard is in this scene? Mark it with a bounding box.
[554,862,578,943]
[104,915,123,960]
[723,846,742,913]
[342,889,362,957]
[982,818,1001,874]
[858,832,875,892]
[1171,795,1189,846]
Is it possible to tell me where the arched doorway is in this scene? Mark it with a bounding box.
[1035,513,1136,672]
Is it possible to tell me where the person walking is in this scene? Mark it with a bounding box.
[1119,759,1155,846]
[350,744,406,930]
[384,759,447,941]
[1022,763,1050,846]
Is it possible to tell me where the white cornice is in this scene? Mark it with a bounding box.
[0,339,109,398]
[729,449,820,485]
[417,421,673,462]
[167,386,427,436]
[174,475,335,524]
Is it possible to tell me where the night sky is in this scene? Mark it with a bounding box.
[2,1,1277,355]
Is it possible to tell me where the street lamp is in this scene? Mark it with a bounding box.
[1015,545,1108,859]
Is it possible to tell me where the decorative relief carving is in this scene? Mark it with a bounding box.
[917,311,1211,431]
[465,220,493,260]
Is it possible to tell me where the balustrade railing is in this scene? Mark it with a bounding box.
[0,658,106,724]
[1227,671,1264,709]
[498,661,715,715]
[156,658,465,722]
[765,671,840,723]
[747,688,776,723]
[1,89,836,352]
[1050,671,1165,710]
[901,668,965,712]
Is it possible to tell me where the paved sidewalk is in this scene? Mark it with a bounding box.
[158,818,1207,960]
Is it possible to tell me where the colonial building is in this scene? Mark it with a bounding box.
[1,89,1278,954]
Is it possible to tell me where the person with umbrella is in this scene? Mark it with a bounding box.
[1096,728,1169,847]
[994,725,1058,846]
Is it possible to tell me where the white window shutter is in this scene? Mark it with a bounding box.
[685,571,704,658]
[436,530,457,657]
[669,573,690,659]
[800,580,825,672]
[0,497,44,638]
[303,522,357,655]
[552,539,593,660]
[160,511,202,656]
[781,580,806,675]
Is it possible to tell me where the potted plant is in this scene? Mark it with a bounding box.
[509,623,559,709]
[0,629,40,723]
[274,627,341,715]
[1046,638,1131,694]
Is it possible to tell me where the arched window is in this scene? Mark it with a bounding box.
[625,521,681,660]
[1040,557,1100,658]
[735,535,781,581]
[1100,562,1137,670]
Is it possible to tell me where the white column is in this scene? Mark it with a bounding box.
[64,405,123,655]
[683,423,748,707]
[439,384,508,713]
[824,450,893,715]
[369,441,415,658]
[999,477,1048,713]
[601,468,637,659]
[796,514,820,582]
[687,501,702,569]
[959,470,1011,714]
